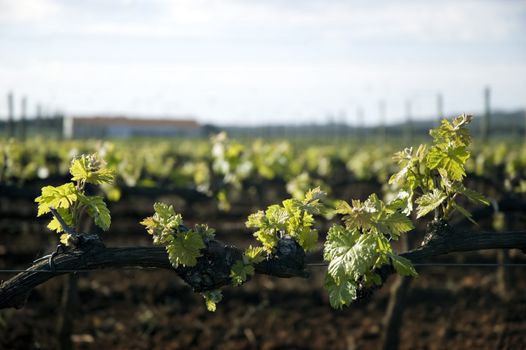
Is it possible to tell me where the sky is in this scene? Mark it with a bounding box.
[0,0,525,126]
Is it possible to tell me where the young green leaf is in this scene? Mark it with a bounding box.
[325,275,358,309]
[230,260,255,286]
[454,184,490,206]
[451,201,477,224]
[70,154,115,185]
[79,195,111,231]
[47,207,74,233]
[166,230,205,268]
[324,225,377,283]
[202,290,223,312]
[35,183,77,216]
[244,245,265,264]
[389,253,417,277]
[415,189,447,218]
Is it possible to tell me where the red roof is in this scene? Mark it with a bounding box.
[72,116,200,128]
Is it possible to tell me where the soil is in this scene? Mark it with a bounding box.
[1,191,525,350]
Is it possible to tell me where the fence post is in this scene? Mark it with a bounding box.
[404,100,412,144]
[7,92,14,139]
[378,100,386,143]
[356,106,364,142]
[480,87,490,141]
[20,96,27,141]
[437,93,444,125]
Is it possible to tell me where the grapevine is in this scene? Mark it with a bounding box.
[138,115,490,310]
[2,115,525,318]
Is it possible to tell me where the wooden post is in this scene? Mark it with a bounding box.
[57,273,78,350]
[437,93,444,125]
[338,110,346,141]
[56,112,64,140]
[480,87,490,141]
[356,106,364,142]
[404,100,412,144]
[378,100,386,143]
[380,233,414,350]
[36,104,43,137]
[7,92,14,139]
[20,96,27,141]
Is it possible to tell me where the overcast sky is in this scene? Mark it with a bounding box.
[0,0,525,126]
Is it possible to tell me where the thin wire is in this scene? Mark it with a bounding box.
[306,263,526,267]
[413,263,526,267]
[0,263,526,274]
[0,267,161,273]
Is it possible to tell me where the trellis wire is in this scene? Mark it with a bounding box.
[0,263,526,274]
[306,262,526,267]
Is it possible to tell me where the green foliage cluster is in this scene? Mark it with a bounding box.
[389,115,489,222]
[35,154,114,245]
[32,115,495,313]
[142,190,324,310]
[323,115,489,308]
[246,187,326,252]
[324,194,416,308]
[5,126,525,212]
[141,203,215,268]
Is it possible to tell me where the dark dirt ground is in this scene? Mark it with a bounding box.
[1,193,526,350]
[1,257,525,350]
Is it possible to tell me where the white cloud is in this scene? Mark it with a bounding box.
[0,0,63,23]
[74,0,526,44]
[0,0,524,124]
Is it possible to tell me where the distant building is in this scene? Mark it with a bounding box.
[63,116,204,138]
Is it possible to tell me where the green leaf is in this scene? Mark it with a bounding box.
[324,225,377,283]
[141,202,183,245]
[59,233,75,246]
[244,245,265,264]
[79,195,111,231]
[35,183,77,216]
[301,187,326,214]
[193,224,216,240]
[335,199,375,231]
[446,147,470,180]
[230,260,255,286]
[430,115,472,147]
[427,145,469,182]
[246,210,265,228]
[296,228,318,251]
[455,184,490,206]
[388,190,414,216]
[202,290,222,312]
[389,147,415,185]
[47,207,74,233]
[70,154,115,185]
[266,205,289,227]
[426,147,446,169]
[253,229,279,252]
[153,202,180,228]
[452,201,477,224]
[247,189,324,252]
[304,186,326,203]
[376,211,414,238]
[325,275,357,309]
[389,253,417,277]
[415,189,447,218]
[166,230,205,268]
